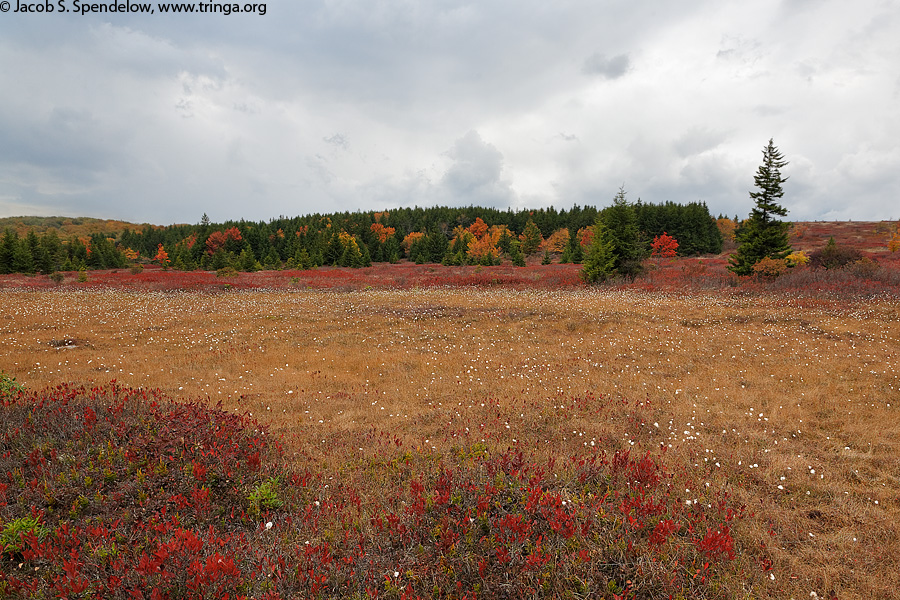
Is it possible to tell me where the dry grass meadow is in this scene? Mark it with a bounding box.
[2,286,899,598]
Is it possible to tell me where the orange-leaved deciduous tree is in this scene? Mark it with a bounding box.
[466,234,501,265]
[154,244,170,270]
[122,248,140,262]
[716,218,737,243]
[402,232,425,255]
[468,217,489,240]
[370,223,396,244]
[650,232,679,259]
[469,224,504,264]
[541,228,569,254]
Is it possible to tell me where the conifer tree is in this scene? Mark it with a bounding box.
[580,218,615,283]
[294,247,312,270]
[599,187,645,281]
[519,220,543,255]
[0,230,17,274]
[509,240,526,266]
[560,229,582,264]
[729,139,792,275]
[240,246,258,271]
[12,234,35,273]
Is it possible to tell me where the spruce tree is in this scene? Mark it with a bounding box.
[509,240,526,266]
[240,246,258,271]
[561,229,582,264]
[12,237,35,273]
[729,139,792,275]
[580,218,616,283]
[0,230,17,274]
[520,220,543,255]
[599,187,645,281]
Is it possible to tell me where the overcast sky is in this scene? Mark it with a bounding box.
[1,0,898,225]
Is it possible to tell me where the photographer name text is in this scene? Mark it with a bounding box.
[1,0,266,15]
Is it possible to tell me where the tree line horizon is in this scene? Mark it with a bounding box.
[0,198,727,275]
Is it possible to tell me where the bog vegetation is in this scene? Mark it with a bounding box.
[1,286,898,599]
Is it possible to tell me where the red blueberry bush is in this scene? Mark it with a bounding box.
[1,382,768,598]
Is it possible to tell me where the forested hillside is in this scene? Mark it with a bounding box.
[0,216,159,239]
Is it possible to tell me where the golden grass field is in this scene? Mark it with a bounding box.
[2,287,899,598]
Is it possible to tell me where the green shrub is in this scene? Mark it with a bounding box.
[1,516,47,555]
[0,372,24,400]
[248,477,283,517]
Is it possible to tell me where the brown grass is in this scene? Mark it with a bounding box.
[2,287,899,599]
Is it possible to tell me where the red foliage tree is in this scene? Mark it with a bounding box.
[205,228,243,255]
[651,232,679,259]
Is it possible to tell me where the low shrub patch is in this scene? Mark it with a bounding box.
[0,383,766,598]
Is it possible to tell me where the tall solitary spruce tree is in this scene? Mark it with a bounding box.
[729,139,792,275]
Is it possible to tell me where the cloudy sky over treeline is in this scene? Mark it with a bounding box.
[1,0,898,224]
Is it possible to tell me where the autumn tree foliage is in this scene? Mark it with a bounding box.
[444,218,504,265]
[402,232,425,255]
[888,223,900,253]
[785,250,809,267]
[122,248,140,262]
[716,218,737,243]
[154,244,170,269]
[370,223,396,244]
[650,232,679,259]
[205,227,243,255]
[1,201,725,274]
[468,217,489,240]
[751,257,788,279]
[541,228,569,254]
[337,231,370,267]
[467,234,501,265]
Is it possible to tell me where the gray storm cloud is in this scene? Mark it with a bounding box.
[582,53,631,79]
[0,0,898,223]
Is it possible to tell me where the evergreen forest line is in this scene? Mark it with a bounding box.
[0,200,723,275]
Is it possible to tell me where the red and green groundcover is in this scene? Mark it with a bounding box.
[0,379,766,599]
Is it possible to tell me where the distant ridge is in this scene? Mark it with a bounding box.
[0,216,165,238]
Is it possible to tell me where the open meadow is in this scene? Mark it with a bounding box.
[1,284,899,598]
